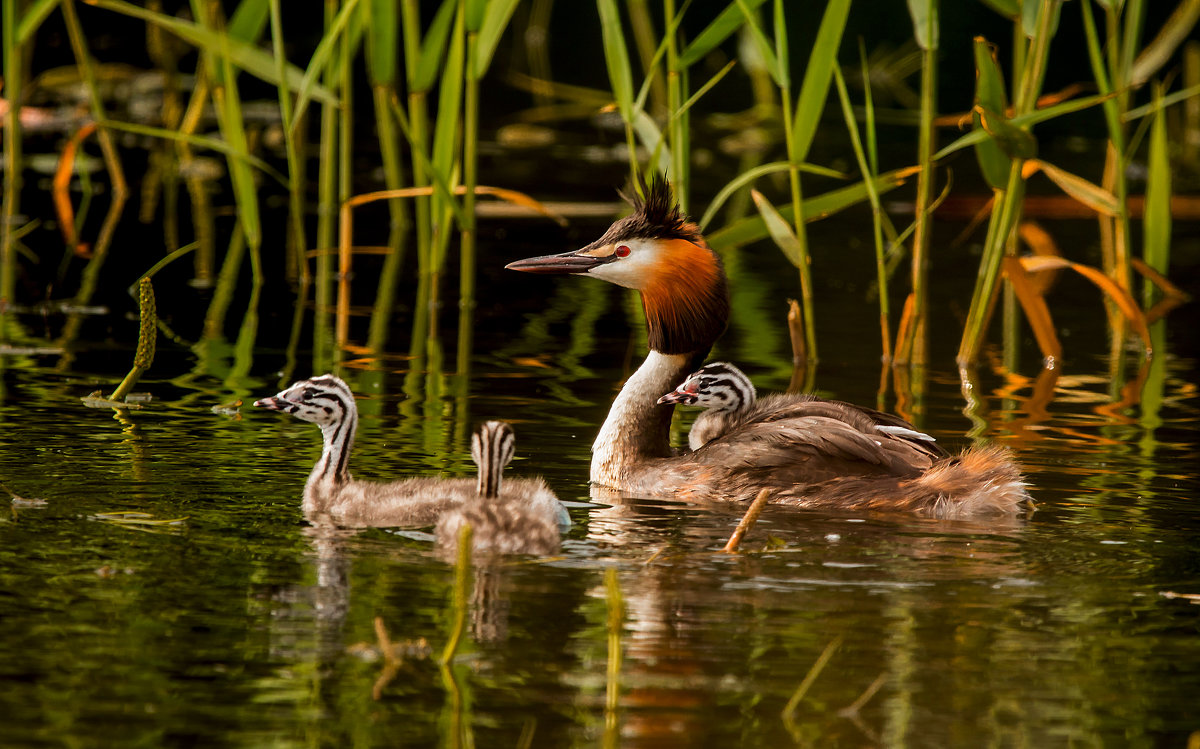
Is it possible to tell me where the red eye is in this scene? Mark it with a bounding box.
[615,245,631,257]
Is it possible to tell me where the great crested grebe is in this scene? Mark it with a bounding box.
[506,177,1030,517]
[258,374,566,532]
[658,361,940,453]
[435,421,567,557]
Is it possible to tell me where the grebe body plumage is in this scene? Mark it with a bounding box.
[507,178,1030,518]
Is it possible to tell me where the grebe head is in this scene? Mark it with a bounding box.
[656,361,757,413]
[472,421,516,498]
[254,374,354,428]
[507,175,729,355]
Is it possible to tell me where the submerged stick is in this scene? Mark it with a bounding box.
[109,278,157,402]
[781,636,843,723]
[723,488,772,553]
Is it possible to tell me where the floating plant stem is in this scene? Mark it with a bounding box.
[110,278,157,402]
[440,523,473,666]
[723,488,772,552]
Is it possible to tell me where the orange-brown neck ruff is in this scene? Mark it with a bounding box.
[642,238,729,356]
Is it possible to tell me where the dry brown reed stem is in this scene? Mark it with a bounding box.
[723,488,772,553]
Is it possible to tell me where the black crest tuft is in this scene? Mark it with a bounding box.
[581,174,706,250]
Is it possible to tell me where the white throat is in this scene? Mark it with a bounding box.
[591,350,694,487]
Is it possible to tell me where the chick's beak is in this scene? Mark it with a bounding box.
[254,396,284,410]
[506,249,616,275]
[657,391,698,406]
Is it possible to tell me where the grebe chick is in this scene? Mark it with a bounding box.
[255,375,478,527]
[507,176,1031,518]
[659,361,940,453]
[436,421,567,558]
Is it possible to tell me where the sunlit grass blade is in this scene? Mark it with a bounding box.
[1025,159,1118,216]
[96,119,287,186]
[414,0,456,93]
[290,0,361,132]
[1142,86,1171,309]
[228,0,269,41]
[83,0,337,104]
[700,161,847,230]
[678,0,767,67]
[1131,0,1200,86]
[16,0,60,43]
[790,0,851,160]
[596,0,634,122]
[750,189,804,267]
[734,0,782,87]
[475,0,521,75]
[709,167,919,250]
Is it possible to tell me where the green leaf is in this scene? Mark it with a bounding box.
[972,37,1013,189]
[85,0,337,104]
[791,0,851,161]
[596,0,634,122]
[1143,90,1172,293]
[935,91,1114,160]
[17,0,60,44]
[1021,0,1039,37]
[977,0,1020,19]
[414,0,457,93]
[735,0,783,88]
[977,106,1037,160]
[475,0,521,76]
[700,161,848,230]
[709,167,918,250]
[679,0,768,68]
[291,0,362,130]
[906,0,938,51]
[465,0,487,32]
[228,0,269,42]
[366,0,399,85]
[751,190,804,267]
[1032,159,1117,215]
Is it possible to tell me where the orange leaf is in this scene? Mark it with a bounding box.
[1003,256,1062,365]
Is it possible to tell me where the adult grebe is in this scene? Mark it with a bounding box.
[506,177,1029,518]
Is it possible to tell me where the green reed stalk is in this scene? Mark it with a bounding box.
[269,0,309,284]
[313,0,340,371]
[460,0,481,376]
[898,0,937,367]
[1081,0,1136,367]
[366,0,408,238]
[832,67,890,361]
[1,0,22,319]
[664,0,688,207]
[336,8,354,347]
[401,0,433,275]
[957,0,1059,368]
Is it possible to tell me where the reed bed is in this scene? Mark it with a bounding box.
[1,0,1196,411]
